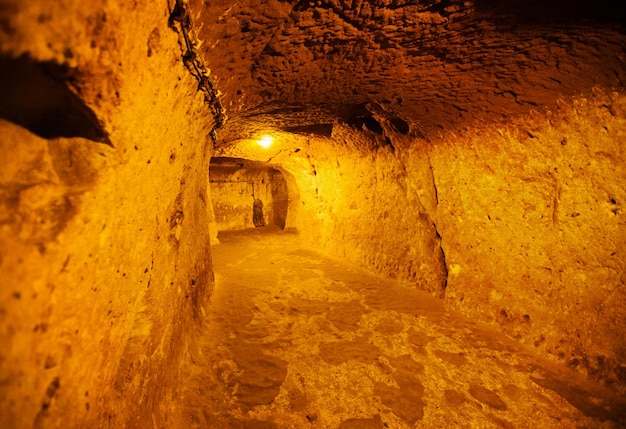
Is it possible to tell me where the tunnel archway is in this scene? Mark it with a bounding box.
[209,157,297,232]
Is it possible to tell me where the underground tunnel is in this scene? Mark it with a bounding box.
[209,157,292,232]
[1,0,626,428]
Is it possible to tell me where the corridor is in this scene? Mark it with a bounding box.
[180,228,626,429]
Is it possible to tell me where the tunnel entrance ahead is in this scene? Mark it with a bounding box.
[209,157,289,232]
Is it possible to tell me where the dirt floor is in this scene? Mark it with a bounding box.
[178,227,626,429]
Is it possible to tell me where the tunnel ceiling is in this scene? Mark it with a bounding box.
[187,0,626,142]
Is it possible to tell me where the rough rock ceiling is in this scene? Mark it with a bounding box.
[186,0,626,142]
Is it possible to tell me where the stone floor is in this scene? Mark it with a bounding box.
[179,227,626,428]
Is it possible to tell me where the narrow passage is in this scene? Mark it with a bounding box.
[181,228,626,428]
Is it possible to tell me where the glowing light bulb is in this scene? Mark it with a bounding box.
[257,135,274,148]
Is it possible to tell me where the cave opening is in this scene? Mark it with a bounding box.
[0,55,111,145]
[209,156,291,233]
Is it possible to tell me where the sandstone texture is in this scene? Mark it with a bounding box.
[210,158,290,231]
[430,92,626,393]
[194,0,626,140]
[217,90,626,396]
[185,228,626,428]
[1,1,215,427]
[1,0,625,426]
[206,0,626,394]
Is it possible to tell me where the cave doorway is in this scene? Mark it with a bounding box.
[209,157,290,232]
[252,199,265,227]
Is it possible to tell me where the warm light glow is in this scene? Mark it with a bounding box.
[257,135,274,148]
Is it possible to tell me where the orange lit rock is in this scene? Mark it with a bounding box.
[1,0,626,426]
[430,91,626,393]
[210,158,289,231]
[0,1,215,427]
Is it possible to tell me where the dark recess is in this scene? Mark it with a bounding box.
[472,0,626,27]
[346,105,384,134]
[390,117,410,135]
[0,55,112,145]
[284,123,334,137]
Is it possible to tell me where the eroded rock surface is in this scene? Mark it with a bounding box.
[0,1,215,427]
[1,0,625,426]
[181,228,626,428]
[189,0,626,139]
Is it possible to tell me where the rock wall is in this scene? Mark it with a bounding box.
[293,131,448,298]
[215,90,625,393]
[0,1,215,427]
[428,90,626,393]
[192,0,626,143]
[210,160,289,231]
[298,91,626,393]
[3,2,624,426]
[215,129,448,297]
